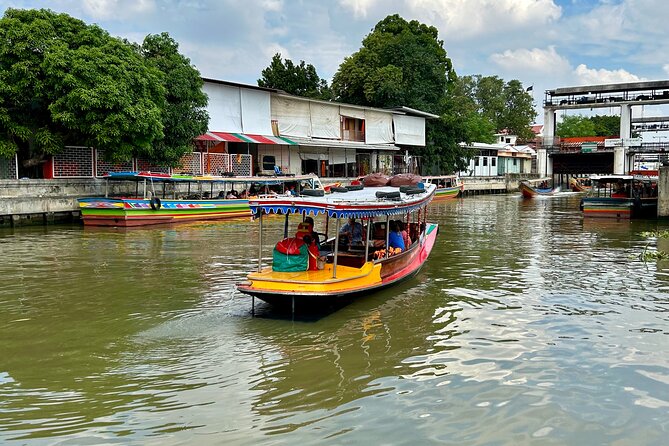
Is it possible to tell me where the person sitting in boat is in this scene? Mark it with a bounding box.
[226,190,238,199]
[388,220,406,251]
[395,220,411,247]
[303,216,320,246]
[340,217,364,246]
[239,189,248,199]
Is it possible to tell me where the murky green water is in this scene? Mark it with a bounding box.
[1,193,668,445]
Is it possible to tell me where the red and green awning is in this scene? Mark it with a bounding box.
[195,132,296,145]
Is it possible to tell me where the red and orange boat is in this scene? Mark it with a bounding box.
[237,183,438,309]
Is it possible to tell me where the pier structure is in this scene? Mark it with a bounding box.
[539,80,669,177]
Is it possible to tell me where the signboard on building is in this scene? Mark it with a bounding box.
[604,138,622,147]
[581,142,598,153]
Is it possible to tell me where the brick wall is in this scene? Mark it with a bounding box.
[53,147,94,178]
[204,153,230,174]
[135,158,170,174]
[172,152,203,175]
[95,149,134,177]
[230,154,252,176]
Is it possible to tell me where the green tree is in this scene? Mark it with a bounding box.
[139,33,209,165]
[258,53,332,100]
[556,115,597,137]
[0,9,208,176]
[590,115,619,137]
[332,14,452,113]
[332,14,465,172]
[459,75,536,140]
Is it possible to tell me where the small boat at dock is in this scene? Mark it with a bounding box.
[237,182,438,310]
[423,175,464,199]
[78,172,322,227]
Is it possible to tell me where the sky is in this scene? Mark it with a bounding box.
[3,0,669,125]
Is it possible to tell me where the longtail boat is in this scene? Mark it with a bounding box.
[78,172,322,227]
[237,182,438,310]
[569,177,592,192]
[519,180,560,198]
[580,174,658,219]
[423,175,464,199]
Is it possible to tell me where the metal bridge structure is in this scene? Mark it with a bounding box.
[540,80,669,176]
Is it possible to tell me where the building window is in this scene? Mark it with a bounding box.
[483,157,488,167]
[513,159,517,166]
[491,158,496,167]
[474,158,480,167]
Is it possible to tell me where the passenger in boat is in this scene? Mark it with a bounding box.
[303,216,320,246]
[340,218,364,246]
[395,220,411,247]
[226,190,238,199]
[388,220,405,251]
[239,189,248,199]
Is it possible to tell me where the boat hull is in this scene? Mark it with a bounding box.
[433,185,463,200]
[237,222,438,304]
[78,198,251,227]
[581,197,657,219]
[520,182,558,198]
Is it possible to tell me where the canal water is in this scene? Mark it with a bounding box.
[1,193,668,445]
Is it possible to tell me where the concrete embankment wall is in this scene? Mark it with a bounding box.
[0,179,135,227]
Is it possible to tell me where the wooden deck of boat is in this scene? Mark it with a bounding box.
[245,261,382,295]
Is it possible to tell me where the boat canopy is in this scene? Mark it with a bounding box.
[249,184,436,218]
[102,171,320,185]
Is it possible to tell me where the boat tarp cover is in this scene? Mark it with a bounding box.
[272,244,308,272]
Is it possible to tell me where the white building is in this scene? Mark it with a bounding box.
[197,78,437,177]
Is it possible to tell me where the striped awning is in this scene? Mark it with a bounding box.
[195,132,296,145]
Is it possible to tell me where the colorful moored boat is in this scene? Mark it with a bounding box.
[237,183,438,309]
[519,180,560,198]
[580,174,658,219]
[78,172,322,227]
[423,175,464,199]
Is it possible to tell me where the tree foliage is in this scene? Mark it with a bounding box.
[139,33,209,165]
[332,14,464,172]
[556,115,597,138]
[590,115,619,137]
[332,14,452,114]
[0,8,208,175]
[456,75,536,141]
[258,53,332,100]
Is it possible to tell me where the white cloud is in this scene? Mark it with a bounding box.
[261,0,283,12]
[407,0,561,40]
[490,46,570,75]
[573,64,644,85]
[337,0,381,19]
[82,0,155,20]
